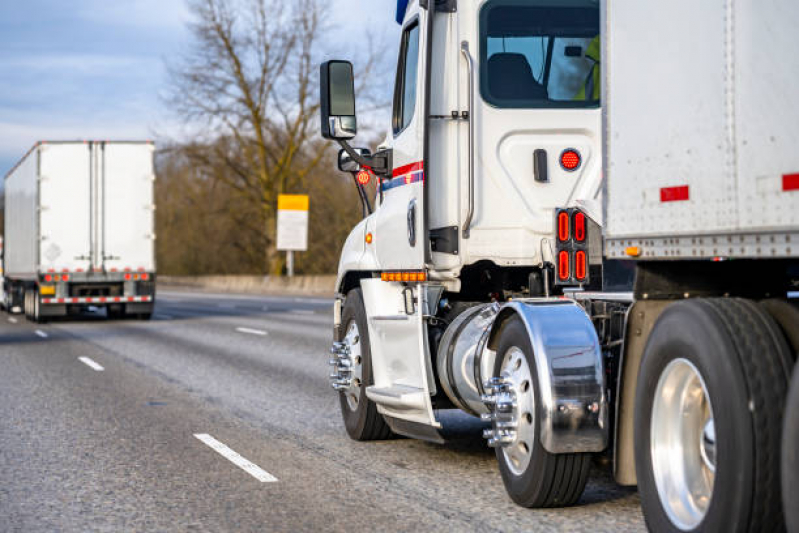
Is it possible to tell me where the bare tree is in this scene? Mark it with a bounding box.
[165,0,384,274]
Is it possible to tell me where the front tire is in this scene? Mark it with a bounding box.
[492,316,591,507]
[635,298,792,532]
[338,288,392,441]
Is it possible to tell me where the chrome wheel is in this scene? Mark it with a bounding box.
[342,320,363,411]
[498,346,536,477]
[651,358,715,530]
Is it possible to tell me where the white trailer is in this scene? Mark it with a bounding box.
[3,141,157,321]
[319,0,798,530]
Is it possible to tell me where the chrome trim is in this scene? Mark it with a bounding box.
[371,315,410,321]
[460,41,475,239]
[485,300,608,454]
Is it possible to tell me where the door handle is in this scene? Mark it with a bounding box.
[407,199,417,247]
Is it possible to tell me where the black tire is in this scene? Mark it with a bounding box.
[784,366,799,533]
[760,299,799,361]
[338,288,392,441]
[32,291,44,324]
[493,316,591,508]
[635,298,792,532]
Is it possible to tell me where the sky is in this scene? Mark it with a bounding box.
[0,0,399,176]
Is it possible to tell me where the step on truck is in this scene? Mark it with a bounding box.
[3,141,157,322]
[319,0,799,530]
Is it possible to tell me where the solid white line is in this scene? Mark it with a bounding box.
[8,317,17,324]
[290,309,315,315]
[193,434,277,482]
[35,330,48,338]
[236,327,268,336]
[79,357,105,372]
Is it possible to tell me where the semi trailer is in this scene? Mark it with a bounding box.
[319,0,798,531]
[3,141,157,322]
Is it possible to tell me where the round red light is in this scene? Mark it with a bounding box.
[356,170,371,185]
[141,273,149,281]
[560,149,581,171]
[44,274,52,282]
[62,274,70,281]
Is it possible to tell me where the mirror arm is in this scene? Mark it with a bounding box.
[337,140,391,178]
[350,173,373,218]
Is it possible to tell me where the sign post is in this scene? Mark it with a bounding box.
[276,194,309,277]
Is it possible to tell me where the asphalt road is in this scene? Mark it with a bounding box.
[0,289,645,532]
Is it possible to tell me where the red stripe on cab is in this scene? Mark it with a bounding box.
[392,161,424,178]
[660,185,690,202]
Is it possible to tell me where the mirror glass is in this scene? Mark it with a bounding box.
[338,148,371,173]
[320,60,357,140]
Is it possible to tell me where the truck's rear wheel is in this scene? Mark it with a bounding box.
[784,365,799,533]
[635,298,791,532]
[492,316,590,507]
[338,288,392,441]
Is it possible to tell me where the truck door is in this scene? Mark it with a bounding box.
[373,6,427,271]
[100,143,155,273]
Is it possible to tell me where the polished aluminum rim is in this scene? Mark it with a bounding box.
[651,358,715,530]
[342,321,363,411]
[499,346,536,476]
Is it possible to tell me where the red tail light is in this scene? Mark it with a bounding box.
[557,212,570,242]
[575,250,587,281]
[558,251,570,281]
[560,149,581,171]
[44,274,53,282]
[125,273,132,281]
[62,274,70,281]
[574,212,586,242]
[141,273,149,281]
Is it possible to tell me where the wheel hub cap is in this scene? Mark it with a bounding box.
[482,347,535,476]
[651,358,715,530]
[329,321,363,410]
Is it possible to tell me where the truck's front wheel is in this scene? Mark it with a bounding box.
[492,316,591,507]
[337,288,392,441]
[635,298,792,532]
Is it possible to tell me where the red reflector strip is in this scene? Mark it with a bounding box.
[558,251,570,281]
[660,185,690,202]
[575,250,587,281]
[783,173,799,191]
[41,296,152,305]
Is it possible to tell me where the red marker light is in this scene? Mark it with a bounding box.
[62,274,70,282]
[45,274,53,282]
[557,212,570,242]
[356,170,370,185]
[575,250,587,281]
[125,273,132,281]
[574,212,586,242]
[560,149,581,171]
[141,273,149,281]
[558,251,570,281]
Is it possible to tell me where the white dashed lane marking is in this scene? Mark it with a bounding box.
[8,317,18,324]
[78,357,105,372]
[235,327,267,336]
[35,330,48,338]
[193,434,277,482]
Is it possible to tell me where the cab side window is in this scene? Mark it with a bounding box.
[392,21,420,135]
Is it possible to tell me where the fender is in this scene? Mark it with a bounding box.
[485,300,608,454]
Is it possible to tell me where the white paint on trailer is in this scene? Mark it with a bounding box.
[235,327,268,336]
[78,357,105,372]
[193,433,277,483]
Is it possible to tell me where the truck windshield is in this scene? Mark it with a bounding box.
[479,1,600,109]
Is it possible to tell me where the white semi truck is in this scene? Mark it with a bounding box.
[3,141,157,322]
[320,0,798,531]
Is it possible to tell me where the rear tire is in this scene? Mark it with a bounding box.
[338,288,393,441]
[635,298,792,532]
[784,366,799,533]
[493,316,591,508]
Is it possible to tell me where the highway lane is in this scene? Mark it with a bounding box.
[0,289,645,532]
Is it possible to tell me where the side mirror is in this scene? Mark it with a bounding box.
[338,148,371,173]
[320,60,357,140]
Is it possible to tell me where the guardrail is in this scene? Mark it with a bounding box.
[159,275,336,297]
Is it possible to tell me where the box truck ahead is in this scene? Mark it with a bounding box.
[318,0,799,530]
[3,141,156,321]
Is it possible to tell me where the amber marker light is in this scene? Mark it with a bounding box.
[365,232,373,244]
[626,246,642,257]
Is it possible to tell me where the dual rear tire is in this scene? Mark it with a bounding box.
[635,298,793,532]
